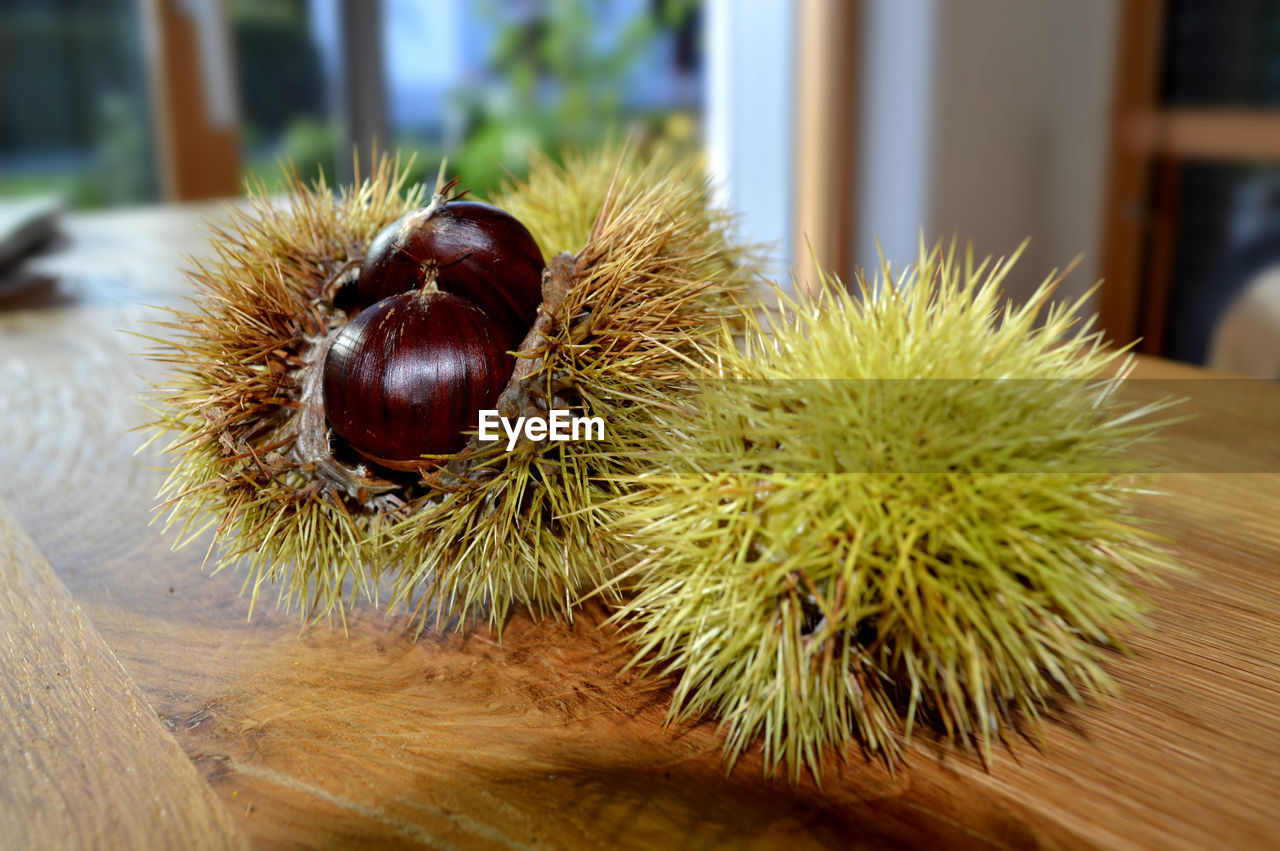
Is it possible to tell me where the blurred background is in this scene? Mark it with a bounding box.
[3,0,1280,377]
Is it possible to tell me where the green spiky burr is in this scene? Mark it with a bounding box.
[143,145,760,628]
[604,242,1177,780]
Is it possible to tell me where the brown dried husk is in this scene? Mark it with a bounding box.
[144,146,759,628]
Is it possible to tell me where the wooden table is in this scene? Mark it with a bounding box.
[1,204,1278,850]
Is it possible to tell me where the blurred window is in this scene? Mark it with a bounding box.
[1163,163,1280,364]
[0,0,157,208]
[1,0,704,208]
[1156,2,1280,367]
[229,0,338,189]
[1106,0,1280,373]
[238,0,704,196]
[1162,0,1280,107]
[381,0,705,195]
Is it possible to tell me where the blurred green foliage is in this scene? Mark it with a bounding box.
[447,0,701,194]
[0,0,701,206]
[243,0,700,198]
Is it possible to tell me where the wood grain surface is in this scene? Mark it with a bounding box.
[0,496,248,849]
[1,204,1278,849]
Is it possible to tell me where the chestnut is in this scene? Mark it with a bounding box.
[323,283,514,471]
[357,200,544,349]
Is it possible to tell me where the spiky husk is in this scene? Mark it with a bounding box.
[145,145,758,625]
[384,147,757,624]
[605,243,1176,780]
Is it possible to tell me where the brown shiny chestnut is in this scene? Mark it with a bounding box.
[356,200,544,349]
[323,283,514,471]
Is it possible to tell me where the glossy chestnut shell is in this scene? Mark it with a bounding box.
[356,200,544,349]
[323,286,514,470]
